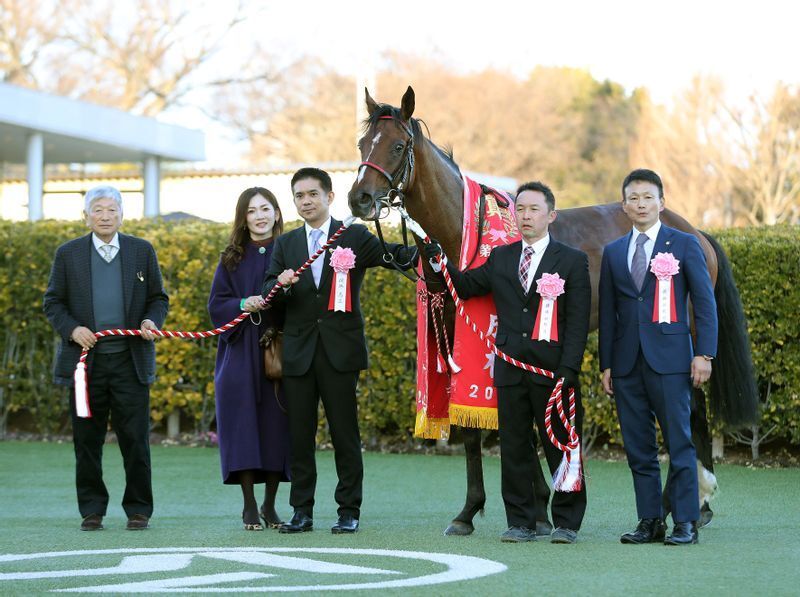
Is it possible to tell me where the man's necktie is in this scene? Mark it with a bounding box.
[631,233,649,291]
[101,245,113,263]
[310,229,324,287]
[519,246,534,291]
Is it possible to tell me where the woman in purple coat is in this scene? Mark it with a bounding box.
[208,187,290,530]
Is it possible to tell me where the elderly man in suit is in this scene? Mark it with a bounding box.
[424,181,592,544]
[599,169,717,546]
[263,167,416,535]
[44,185,169,531]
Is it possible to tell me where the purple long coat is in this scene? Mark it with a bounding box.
[208,240,290,484]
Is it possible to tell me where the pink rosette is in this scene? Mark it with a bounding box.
[650,252,680,281]
[330,247,356,273]
[535,272,566,300]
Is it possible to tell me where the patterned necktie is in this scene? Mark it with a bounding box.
[101,245,113,263]
[519,246,534,290]
[630,233,649,291]
[310,229,324,287]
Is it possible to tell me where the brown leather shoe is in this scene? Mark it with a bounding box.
[126,514,150,530]
[80,513,104,531]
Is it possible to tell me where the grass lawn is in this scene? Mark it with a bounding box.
[0,441,798,595]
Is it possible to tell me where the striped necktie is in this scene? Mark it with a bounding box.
[519,246,534,290]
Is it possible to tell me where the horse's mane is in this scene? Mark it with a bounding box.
[362,104,461,176]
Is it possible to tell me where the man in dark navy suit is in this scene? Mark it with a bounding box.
[599,169,717,546]
[263,167,416,535]
[425,181,591,544]
[44,185,168,532]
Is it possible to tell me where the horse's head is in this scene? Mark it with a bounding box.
[348,86,417,220]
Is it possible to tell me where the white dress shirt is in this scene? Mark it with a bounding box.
[519,234,550,294]
[305,217,331,286]
[627,220,661,271]
[92,232,120,261]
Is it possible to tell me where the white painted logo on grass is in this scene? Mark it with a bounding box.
[0,547,507,592]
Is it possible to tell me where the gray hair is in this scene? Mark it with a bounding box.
[84,185,123,214]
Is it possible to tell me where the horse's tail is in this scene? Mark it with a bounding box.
[701,231,759,428]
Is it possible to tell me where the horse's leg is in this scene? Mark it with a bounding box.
[691,387,717,527]
[662,387,717,528]
[444,427,486,536]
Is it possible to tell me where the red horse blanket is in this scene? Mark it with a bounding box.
[415,176,519,438]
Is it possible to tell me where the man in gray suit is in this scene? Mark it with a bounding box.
[44,185,169,531]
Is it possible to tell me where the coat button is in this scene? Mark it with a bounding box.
[523,308,528,313]
[522,332,528,338]
[637,297,643,302]
[317,318,322,323]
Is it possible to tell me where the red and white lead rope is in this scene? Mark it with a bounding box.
[73,216,357,419]
[399,207,582,492]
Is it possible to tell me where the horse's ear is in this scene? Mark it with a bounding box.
[365,88,379,116]
[400,86,415,121]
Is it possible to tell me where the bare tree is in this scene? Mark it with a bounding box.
[630,76,735,227]
[0,0,60,87]
[729,84,800,225]
[1,0,264,117]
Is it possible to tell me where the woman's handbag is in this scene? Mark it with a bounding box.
[259,327,283,380]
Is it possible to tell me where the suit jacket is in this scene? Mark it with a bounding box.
[43,232,169,386]
[598,223,717,377]
[262,220,417,376]
[447,239,591,387]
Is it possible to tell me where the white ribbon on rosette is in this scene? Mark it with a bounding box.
[532,272,565,342]
[328,247,356,312]
[649,252,679,323]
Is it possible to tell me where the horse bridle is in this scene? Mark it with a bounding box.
[358,115,419,279]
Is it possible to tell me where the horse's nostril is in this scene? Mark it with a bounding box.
[359,192,373,207]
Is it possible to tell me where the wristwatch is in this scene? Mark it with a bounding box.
[701,355,714,361]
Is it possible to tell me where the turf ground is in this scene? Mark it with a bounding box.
[0,441,798,595]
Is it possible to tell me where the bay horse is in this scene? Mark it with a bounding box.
[348,86,759,535]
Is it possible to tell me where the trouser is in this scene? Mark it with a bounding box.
[71,349,152,518]
[613,350,699,523]
[498,375,587,531]
[284,342,362,519]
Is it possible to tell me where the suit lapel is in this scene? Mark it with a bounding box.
[318,219,341,290]
[642,224,673,293]
[75,234,95,328]
[119,233,136,317]
[528,240,561,298]
[617,230,638,293]
[507,242,527,301]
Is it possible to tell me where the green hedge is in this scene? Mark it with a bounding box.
[1,220,798,448]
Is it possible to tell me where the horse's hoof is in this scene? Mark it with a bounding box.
[698,504,713,528]
[444,521,475,536]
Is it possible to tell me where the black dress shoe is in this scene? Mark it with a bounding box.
[80,513,104,531]
[279,511,313,534]
[126,514,150,530]
[331,515,359,534]
[664,522,698,545]
[620,518,666,544]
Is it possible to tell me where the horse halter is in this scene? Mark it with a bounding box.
[358,115,419,280]
[358,115,416,218]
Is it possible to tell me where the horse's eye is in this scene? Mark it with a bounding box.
[394,142,404,152]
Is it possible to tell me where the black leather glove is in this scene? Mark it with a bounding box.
[555,366,579,389]
[423,239,443,262]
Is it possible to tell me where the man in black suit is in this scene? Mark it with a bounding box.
[425,181,591,544]
[263,167,416,534]
[44,185,169,531]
